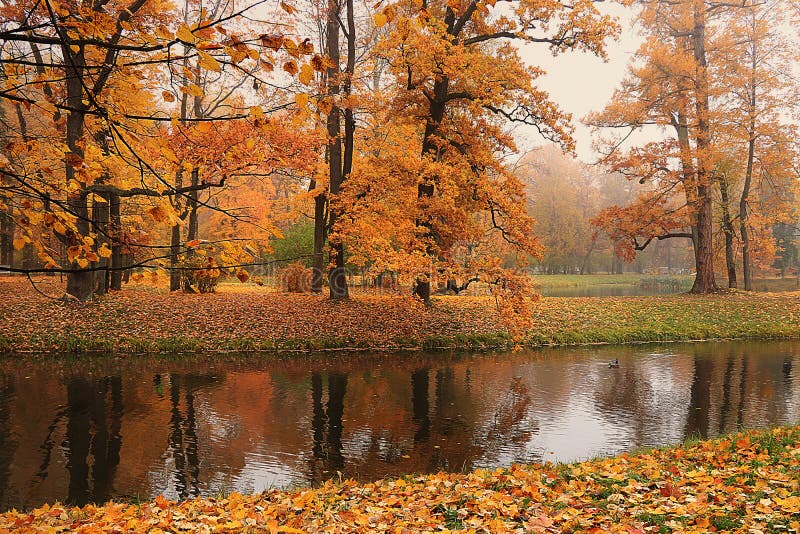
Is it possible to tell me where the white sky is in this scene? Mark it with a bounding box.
[516,4,644,163]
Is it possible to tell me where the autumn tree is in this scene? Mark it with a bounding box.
[713,0,799,289]
[322,0,356,299]
[589,0,718,293]
[590,0,715,292]
[348,0,623,304]
[590,0,798,293]
[518,147,602,274]
[0,0,316,299]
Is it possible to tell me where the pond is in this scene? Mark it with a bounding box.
[1,340,798,511]
[539,284,689,297]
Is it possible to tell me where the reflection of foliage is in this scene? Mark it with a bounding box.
[180,254,222,294]
[485,376,534,448]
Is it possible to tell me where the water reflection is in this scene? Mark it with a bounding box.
[540,285,686,297]
[0,340,798,511]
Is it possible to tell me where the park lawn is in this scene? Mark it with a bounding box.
[1,277,799,354]
[2,425,800,532]
[533,273,694,289]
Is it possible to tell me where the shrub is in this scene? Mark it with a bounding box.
[181,254,222,293]
[283,262,312,293]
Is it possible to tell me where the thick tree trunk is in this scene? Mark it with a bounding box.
[109,193,123,290]
[692,193,716,293]
[0,212,12,267]
[187,168,199,242]
[718,175,737,288]
[170,224,182,291]
[690,0,717,294]
[325,0,350,300]
[311,184,326,293]
[63,39,95,300]
[93,195,110,295]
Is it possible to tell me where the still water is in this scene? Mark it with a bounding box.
[1,341,798,511]
[540,285,687,297]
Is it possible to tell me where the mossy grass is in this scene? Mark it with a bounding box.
[3,288,800,356]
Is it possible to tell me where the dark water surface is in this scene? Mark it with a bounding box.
[1,340,798,510]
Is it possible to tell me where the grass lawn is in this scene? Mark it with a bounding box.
[2,425,799,532]
[1,277,799,354]
[533,273,800,292]
[533,273,694,289]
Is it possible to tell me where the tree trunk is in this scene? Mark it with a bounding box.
[718,174,737,288]
[109,193,123,290]
[325,0,350,300]
[0,211,12,267]
[63,38,95,300]
[689,0,717,294]
[93,195,110,295]
[739,38,757,292]
[170,223,182,291]
[413,83,449,305]
[412,11,458,304]
[187,168,199,242]
[311,185,326,293]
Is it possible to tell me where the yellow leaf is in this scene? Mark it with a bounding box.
[97,243,112,258]
[76,257,89,269]
[12,236,28,251]
[283,59,298,75]
[148,206,168,223]
[162,91,175,102]
[197,50,221,72]
[155,25,173,40]
[180,83,204,98]
[186,239,203,248]
[83,236,94,246]
[317,98,333,115]
[299,63,314,85]
[374,13,388,27]
[85,252,99,263]
[283,38,298,57]
[176,23,196,43]
[250,106,263,118]
[295,93,309,110]
[161,146,179,165]
[195,121,212,133]
[67,245,81,262]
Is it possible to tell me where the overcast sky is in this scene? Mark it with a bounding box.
[515,4,644,163]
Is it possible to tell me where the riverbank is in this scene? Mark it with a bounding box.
[1,277,799,354]
[3,425,799,532]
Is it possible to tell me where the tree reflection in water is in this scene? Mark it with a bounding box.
[0,340,796,511]
[64,377,123,506]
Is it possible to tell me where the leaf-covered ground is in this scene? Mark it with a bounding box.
[1,277,800,353]
[2,425,799,532]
